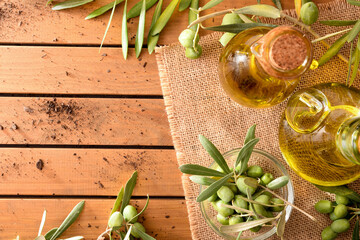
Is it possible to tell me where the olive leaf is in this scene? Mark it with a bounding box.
[244,124,256,144]
[132,225,156,240]
[38,210,47,236]
[179,0,192,11]
[266,176,289,190]
[120,171,138,213]
[99,0,117,52]
[197,173,233,202]
[179,164,226,177]
[85,0,124,20]
[127,0,158,19]
[347,20,360,42]
[44,228,57,240]
[110,187,124,216]
[315,185,360,202]
[35,236,46,240]
[203,23,277,33]
[347,0,360,6]
[151,0,180,36]
[272,0,282,10]
[122,0,129,60]
[234,4,281,19]
[346,42,354,85]
[294,0,301,18]
[49,201,85,240]
[188,0,199,31]
[320,20,358,26]
[128,195,150,223]
[52,0,93,10]
[349,36,360,86]
[353,219,359,240]
[235,138,260,174]
[201,0,224,11]
[276,210,286,238]
[148,0,163,54]
[190,175,234,186]
[199,135,231,174]
[220,217,277,233]
[135,0,147,58]
[318,32,350,66]
[123,225,132,240]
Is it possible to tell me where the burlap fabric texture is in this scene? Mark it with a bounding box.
[155,0,360,239]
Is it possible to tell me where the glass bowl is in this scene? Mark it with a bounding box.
[200,148,294,240]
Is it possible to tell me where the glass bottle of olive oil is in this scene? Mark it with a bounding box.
[279,83,360,186]
[218,26,313,108]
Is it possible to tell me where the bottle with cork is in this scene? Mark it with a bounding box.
[279,83,360,186]
[218,26,313,108]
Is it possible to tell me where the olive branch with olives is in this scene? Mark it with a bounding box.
[179,125,317,239]
[97,171,156,240]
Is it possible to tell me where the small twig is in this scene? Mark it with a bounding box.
[188,9,236,28]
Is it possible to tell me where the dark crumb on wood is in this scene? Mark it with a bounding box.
[36,159,44,170]
[96,181,104,188]
[88,223,92,228]
[103,157,109,163]
[143,62,147,68]
[101,53,107,57]
[24,106,34,113]
[0,125,3,130]
[165,215,170,219]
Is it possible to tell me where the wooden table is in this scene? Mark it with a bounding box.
[0,0,330,239]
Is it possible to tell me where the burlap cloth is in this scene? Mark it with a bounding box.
[155,0,360,239]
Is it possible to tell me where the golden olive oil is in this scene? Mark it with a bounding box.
[218,26,313,108]
[279,83,360,186]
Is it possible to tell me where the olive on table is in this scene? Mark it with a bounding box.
[260,173,274,186]
[215,200,234,217]
[300,2,319,25]
[108,211,124,228]
[329,212,340,221]
[270,198,285,212]
[333,204,348,218]
[321,226,338,240]
[131,222,146,238]
[331,219,350,233]
[236,177,257,195]
[255,194,270,206]
[335,195,349,205]
[217,213,230,225]
[229,215,244,225]
[178,29,197,48]
[185,45,202,60]
[207,193,218,202]
[233,195,249,213]
[315,200,333,214]
[123,205,138,223]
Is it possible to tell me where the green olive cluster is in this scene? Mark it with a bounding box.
[315,195,355,240]
[300,1,319,26]
[208,165,287,232]
[178,29,202,59]
[108,204,146,239]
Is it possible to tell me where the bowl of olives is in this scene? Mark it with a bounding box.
[199,148,294,240]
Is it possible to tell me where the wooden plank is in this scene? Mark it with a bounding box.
[0,46,161,95]
[0,0,331,45]
[0,198,191,239]
[0,148,182,196]
[0,97,172,145]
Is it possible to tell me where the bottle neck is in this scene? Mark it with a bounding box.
[337,117,360,165]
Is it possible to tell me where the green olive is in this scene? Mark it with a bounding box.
[207,193,218,202]
[300,2,319,25]
[229,185,238,194]
[229,215,244,225]
[321,226,338,240]
[185,45,202,59]
[236,177,257,196]
[217,213,230,225]
[123,205,138,223]
[333,204,348,218]
[250,225,262,232]
[247,165,264,178]
[251,203,269,217]
[329,212,340,221]
[233,195,249,213]
[266,176,289,190]
[215,200,234,217]
[108,211,124,228]
[217,186,235,203]
[270,198,285,212]
[219,33,236,47]
[260,173,274,186]
[315,200,333,214]
[131,222,146,238]
[221,13,243,25]
[178,29,198,48]
[335,195,350,205]
[331,219,350,233]
[255,195,270,206]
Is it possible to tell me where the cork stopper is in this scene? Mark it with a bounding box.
[269,34,307,71]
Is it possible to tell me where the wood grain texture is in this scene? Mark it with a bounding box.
[0,97,172,145]
[0,148,182,196]
[0,198,191,239]
[0,46,161,95]
[0,0,331,46]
